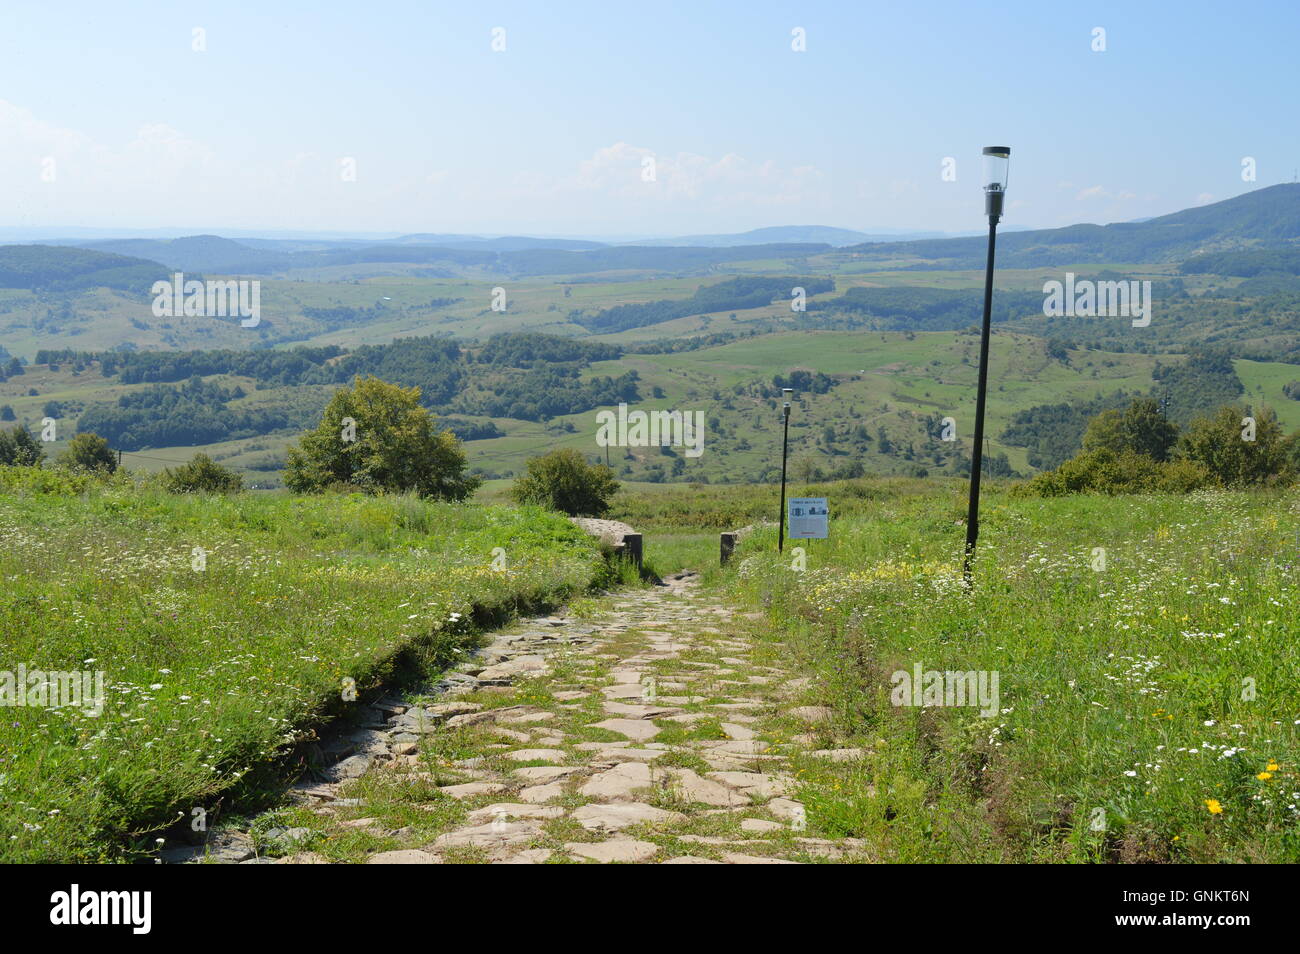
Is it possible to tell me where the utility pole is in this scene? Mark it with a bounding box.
[778,388,793,553]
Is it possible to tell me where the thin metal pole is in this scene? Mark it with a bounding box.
[963,215,999,585]
[778,409,790,553]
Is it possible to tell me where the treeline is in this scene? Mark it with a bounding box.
[1020,396,1299,495]
[772,369,836,395]
[76,378,294,451]
[1000,392,1134,470]
[808,285,1044,331]
[1001,349,1245,468]
[1180,248,1300,277]
[578,276,835,334]
[465,367,640,420]
[0,245,169,293]
[474,332,621,367]
[45,333,640,452]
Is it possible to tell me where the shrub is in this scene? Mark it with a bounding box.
[1177,405,1288,486]
[510,448,620,516]
[58,432,116,474]
[162,453,243,493]
[0,426,43,467]
[1016,448,1213,497]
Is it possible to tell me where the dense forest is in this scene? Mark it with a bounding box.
[0,245,169,293]
[808,285,1044,331]
[54,333,638,450]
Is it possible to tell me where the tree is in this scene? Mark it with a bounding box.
[509,448,620,516]
[59,432,116,474]
[1082,397,1178,462]
[1178,405,1287,486]
[0,426,44,467]
[163,453,243,493]
[0,405,13,421]
[284,376,479,499]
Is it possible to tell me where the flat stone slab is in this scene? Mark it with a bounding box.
[513,766,583,782]
[433,821,540,849]
[466,803,567,825]
[565,839,660,863]
[708,771,790,799]
[664,768,739,807]
[572,802,684,832]
[365,849,441,864]
[580,761,653,799]
[591,718,661,742]
[506,748,569,762]
[517,783,568,803]
[437,782,508,799]
[603,701,680,719]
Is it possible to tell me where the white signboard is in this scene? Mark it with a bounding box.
[787,497,828,539]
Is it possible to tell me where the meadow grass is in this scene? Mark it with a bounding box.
[0,469,610,862]
[726,482,1300,862]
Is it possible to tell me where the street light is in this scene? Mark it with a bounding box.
[963,146,1010,586]
[778,387,793,553]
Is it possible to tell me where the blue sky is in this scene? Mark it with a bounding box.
[1,0,1295,237]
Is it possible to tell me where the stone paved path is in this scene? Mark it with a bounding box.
[203,570,872,864]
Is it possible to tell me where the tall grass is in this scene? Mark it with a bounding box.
[0,473,609,861]
[728,483,1300,862]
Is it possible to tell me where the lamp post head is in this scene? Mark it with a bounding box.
[982,146,1010,220]
[782,387,793,418]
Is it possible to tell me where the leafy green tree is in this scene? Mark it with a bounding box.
[284,376,478,499]
[1082,397,1178,461]
[162,453,243,493]
[1178,405,1287,486]
[0,405,13,421]
[59,432,116,474]
[509,448,619,516]
[0,426,43,466]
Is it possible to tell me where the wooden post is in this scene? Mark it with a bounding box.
[720,532,736,566]
[622,533,643,572]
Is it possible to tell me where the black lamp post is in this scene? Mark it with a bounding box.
[963,146,1010,586]
[777,387,793,553]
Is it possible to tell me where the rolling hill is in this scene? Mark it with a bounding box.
[840,183,1300,268]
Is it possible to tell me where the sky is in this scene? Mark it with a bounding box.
[1,0,1296,238]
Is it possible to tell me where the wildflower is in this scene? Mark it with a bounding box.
[1257,772,1273,781]
[1205,799,1223,814]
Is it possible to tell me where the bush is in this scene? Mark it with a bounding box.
[1016,448,1213,497]
[58,432,116,474]
[284,375,479,500]
[510,449,620,516]
[1177,405,1288,486]
[0,426,44,467]
[162,453,243,493]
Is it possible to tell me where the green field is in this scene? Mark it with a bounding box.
[0,471,612,862]
[726,482,1300,862]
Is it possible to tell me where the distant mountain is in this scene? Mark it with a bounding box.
[72,235,291,273]
[393,234,608,251]
[841,184,1300,268]
[632,226,949,248]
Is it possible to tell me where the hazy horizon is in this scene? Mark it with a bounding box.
[4,0,1297,237]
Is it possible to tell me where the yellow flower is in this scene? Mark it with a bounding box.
[1266,761,1279,772]
[1205,799,1223,814]
[1257,771,1273,781]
